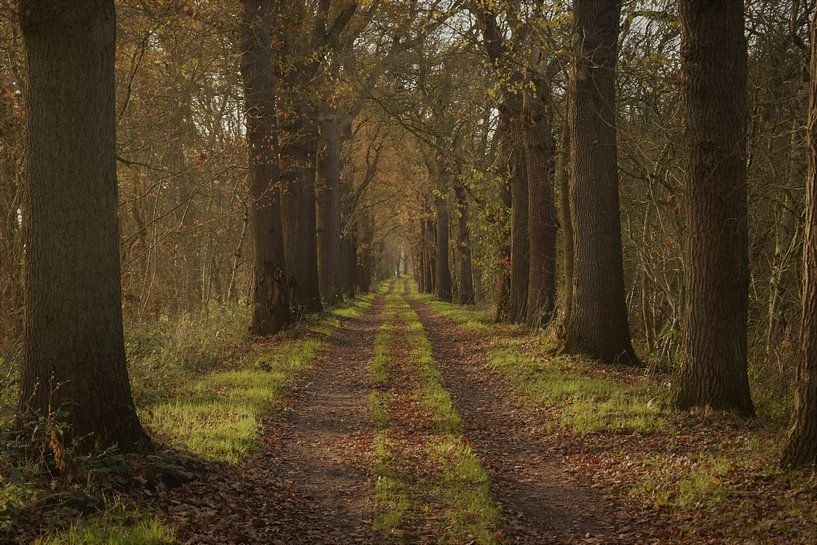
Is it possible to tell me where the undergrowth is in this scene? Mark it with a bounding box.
[408,282,817,542]
[2,290,379,543]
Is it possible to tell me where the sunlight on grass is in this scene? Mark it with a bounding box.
[406,282,665,435]
[33,502,175,545]
[141,336,325,464]
[630,454,731,512]
[431,437,502,545]
[371,433,412,538]
[401,300,502,545]
[135,283,385,464]
[369,287,415,540]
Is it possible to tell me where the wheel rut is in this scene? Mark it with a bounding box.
[155,290,390,544]
[405,292,621,544]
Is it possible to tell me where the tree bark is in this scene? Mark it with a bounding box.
[782,5,817,466]
[524,76,558,329]
[454,180,474,304]
[18,0,148,452]
[435,187,453,301]
[316,110,342,305]
[671,0,754,415]
[508,115,529,324]
[418,219,427,292]
[494,110,514,322]
[279,98,322,315]
[425,216,436,294]
[557,93,574,329]
[239,0,292,336]
[358,211,373,292]
[339,230,356,298]
[561,0,637,364]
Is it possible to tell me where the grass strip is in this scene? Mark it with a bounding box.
[21,284,389,544]
[369,286,414,540]
[408,282,663,435]
[398,296,503,545]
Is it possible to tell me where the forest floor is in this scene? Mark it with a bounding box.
[5,278,817,544]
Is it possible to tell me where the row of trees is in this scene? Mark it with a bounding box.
[12,0,413,452]
[403,0,817,466]
[7,0,817,468]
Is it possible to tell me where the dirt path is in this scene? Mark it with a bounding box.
[405,292,625,544]
[155,291,389,544]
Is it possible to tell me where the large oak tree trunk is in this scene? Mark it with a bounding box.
[18,0,148,452]
[435,181,453,301]
[279,99,322,315]
[339,230,356,298]
[454,180,474,304]
[781,6,817,467]
[524,79,558,329]
[494,110,514,322]
[561,0,637,364]
[316,111,342,305]
[424,217,436,294]
[239,0,292,336]
[557,94,574,329]
[782,5,817,466]
[358,211,373,292]
[507,116,529,324]
[671,0,754,415]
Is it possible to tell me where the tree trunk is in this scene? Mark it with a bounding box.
[495,110,514,322]
[358,211,372,292]
[524,78,558,329]
[425,217,436,294]
[316,110,342,305]
[239,0,292,336]
[18,0,148,452]
[782,5,817,466]
[279,101,322,315]
[339,231,356,298]
[454,180,474,304]
[557,93,574,329]
[435,185,453,301]
[561,0,637,364]
[418,219,427,292]
[508,116,529,324]
[671,0,754,415]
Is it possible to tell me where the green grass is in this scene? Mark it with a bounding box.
[135,292,378,464]
[369,285,415,540]
[33,502,175,545]
[3,288,382,542]
[371,433,412,538]
[143,336,324,464]
[368,290,502,544]
[408,282,664,435]
[400,299,503,545]
[630,454,731,511]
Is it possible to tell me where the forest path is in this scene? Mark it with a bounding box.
[405,286,624,544]
[156,286,391,545]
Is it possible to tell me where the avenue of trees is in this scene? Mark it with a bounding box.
[2,0,817,468]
